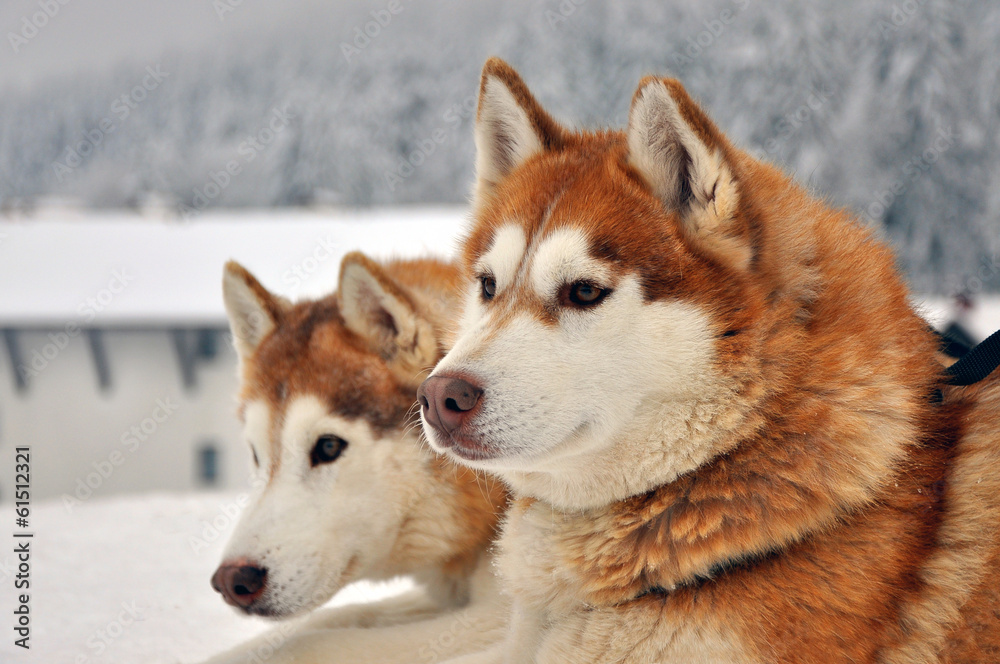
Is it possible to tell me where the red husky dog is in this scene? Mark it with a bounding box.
[419,58,1000,663]
[205,253,507,663]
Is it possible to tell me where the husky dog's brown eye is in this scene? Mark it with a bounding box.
[310,435,348,466]
[566,282,609,307]
[480,275,497,301]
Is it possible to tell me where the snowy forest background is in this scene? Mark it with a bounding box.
[2,0,999,292]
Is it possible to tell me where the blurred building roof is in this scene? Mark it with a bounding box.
[0,207,465,327]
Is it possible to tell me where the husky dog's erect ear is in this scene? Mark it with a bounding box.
[627,77,751,272]
[338,252,437,387]
[473,57,566,206]
[222,261,290,360]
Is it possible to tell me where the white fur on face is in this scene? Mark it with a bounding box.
[424,227,723,509]
[243,400,273,472]
[528,228,613,301]
[456,223,526,344]
[476,224,527,294]
[221,395,422,617]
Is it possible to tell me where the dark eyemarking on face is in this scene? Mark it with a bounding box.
[560,281,611,308]
[250,445,260,467]
[310,434,349,467]
[480,274,497,301]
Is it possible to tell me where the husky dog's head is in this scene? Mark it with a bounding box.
[213,253,503,618]
[419,59,791,509]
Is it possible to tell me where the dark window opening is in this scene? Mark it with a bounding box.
[3,329,28,394]
[173,328,226,392]
[172,329,197,391]
[87,328,113,393]
[197,442,220,486]
[196,329,219,360]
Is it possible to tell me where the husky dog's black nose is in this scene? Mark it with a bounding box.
[418,375,484,436]
[212,562,268,609]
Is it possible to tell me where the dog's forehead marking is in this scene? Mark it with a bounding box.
[279,393,331,458]
[243,399,275,474]
[277,393,381,467]
[528,227,612,299]
[477,223,526,290]
[247,394,344,479]
[476,186,565,285]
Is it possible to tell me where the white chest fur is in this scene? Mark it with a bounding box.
[494,502,754,664]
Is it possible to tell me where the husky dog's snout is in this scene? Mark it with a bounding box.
[418,375,483,437]
[211,561,268,610]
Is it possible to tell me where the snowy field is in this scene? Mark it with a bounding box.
[0,493,413,663]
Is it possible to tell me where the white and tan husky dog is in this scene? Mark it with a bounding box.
[419,59,1000,664]
[203,252,508,664]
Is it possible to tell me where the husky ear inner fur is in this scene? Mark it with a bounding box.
[627,77,751,272]
[222,261,289,360]
[474,57,566,206]
[338,252,438,386]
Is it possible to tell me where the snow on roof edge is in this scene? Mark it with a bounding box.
[0,207,468,325]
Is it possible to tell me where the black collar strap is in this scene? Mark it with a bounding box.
[946,328,1000,386]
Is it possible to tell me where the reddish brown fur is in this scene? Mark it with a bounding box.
[468,59,1000,662]
[439,460,508,578]
[941,546,1000,661]
[241,257,462,435]
[237,257,506,570]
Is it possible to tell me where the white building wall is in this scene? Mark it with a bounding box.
[0,208,463,506]
[0,329,249,505]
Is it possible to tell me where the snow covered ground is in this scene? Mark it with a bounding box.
[0,493,412,664]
